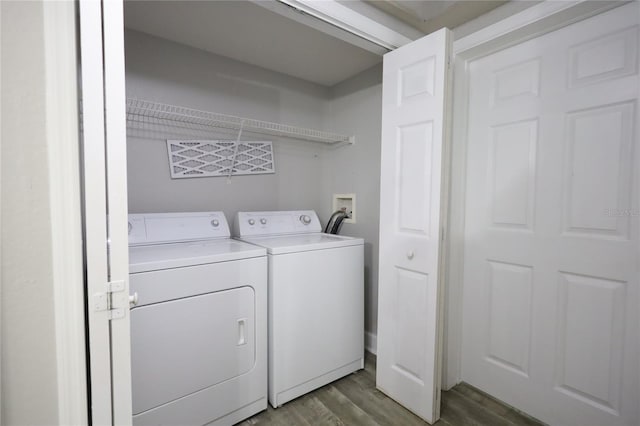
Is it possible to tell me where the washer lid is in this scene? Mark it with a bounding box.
[237,233,363,255]
[129,239,265,273]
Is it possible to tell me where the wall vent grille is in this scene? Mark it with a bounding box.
[166,140,275,178]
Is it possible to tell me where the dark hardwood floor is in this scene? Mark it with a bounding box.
[240,353,544,426]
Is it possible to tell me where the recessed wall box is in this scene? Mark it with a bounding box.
[332,193,356,224]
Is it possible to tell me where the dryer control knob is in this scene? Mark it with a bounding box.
[260,218,267,225]
[211,219,219,227]
[300,215,311,225]
[248,219,256,226]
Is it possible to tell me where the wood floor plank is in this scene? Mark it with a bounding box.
[333,374,424,426]
[364,353,376,376]
[441,389,514,426]
[349,369,376,390]
[352,374,433,426]
[295,393,347,425]
[245,394,343,426]
[239,406,278,425]
[271,401,314,426]
[313,383,380,426]
[240,352,544,426]
[451,384,543,426]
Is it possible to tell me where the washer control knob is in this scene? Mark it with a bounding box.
[248,219,256,226]
[300,215,311,225]
[210,219,219,227]
[260,218,267,225]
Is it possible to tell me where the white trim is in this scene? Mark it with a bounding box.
[278,0,412,50]
[437,36,455,402]
[443,0,629,390]
[454,1,581,54]
[102,1,133,423]
[251,0,388,55]
[43,1,88,424]
[0,3,3,422]
[443,54,471,391]
[365,331,377,355]
[79,0,113,423]
[452,1,548,41]
[453,0,625,57]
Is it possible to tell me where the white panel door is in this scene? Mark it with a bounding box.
[102,1,133,424]
[377,28,450,424]
[79,1,112,423]
[80,0,132,424]
[462,4,639,426]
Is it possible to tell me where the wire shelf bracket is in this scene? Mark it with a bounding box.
[126,98,355,145]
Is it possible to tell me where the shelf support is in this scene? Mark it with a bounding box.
[227,120,246,182]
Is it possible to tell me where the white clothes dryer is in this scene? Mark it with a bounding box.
[233,210,364,408]
[128,212,267,426]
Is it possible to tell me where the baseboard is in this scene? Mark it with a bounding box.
[365,331,377,355]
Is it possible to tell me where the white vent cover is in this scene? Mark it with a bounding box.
[166,140,275,178]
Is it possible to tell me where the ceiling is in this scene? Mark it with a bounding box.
[365,1,508,34]
[124,0,382,87]
[124,1,508,87]
[371,0,459,21]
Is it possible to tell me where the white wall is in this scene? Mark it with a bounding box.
[325,65,383,347]
[125,30,331,222]
[1,2,59,424]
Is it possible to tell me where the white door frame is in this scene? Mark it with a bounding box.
[43,1,88,424]
[2,1,87,424]
[442,0,629,389]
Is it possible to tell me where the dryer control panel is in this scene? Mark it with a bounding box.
[234,210,321,237]
[128,212,230,246]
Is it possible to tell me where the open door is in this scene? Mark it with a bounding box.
[376,28,451,424]
[79,0,132,424]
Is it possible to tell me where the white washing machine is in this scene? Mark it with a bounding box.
[128,212,267,426]
[233,210,364,407]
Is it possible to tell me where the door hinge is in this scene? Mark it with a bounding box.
[92,279,126,320]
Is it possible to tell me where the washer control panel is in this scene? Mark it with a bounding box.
[234,210,321,237]
[128,211,230,246]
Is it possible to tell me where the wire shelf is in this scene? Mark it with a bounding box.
[126,98,355,145]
